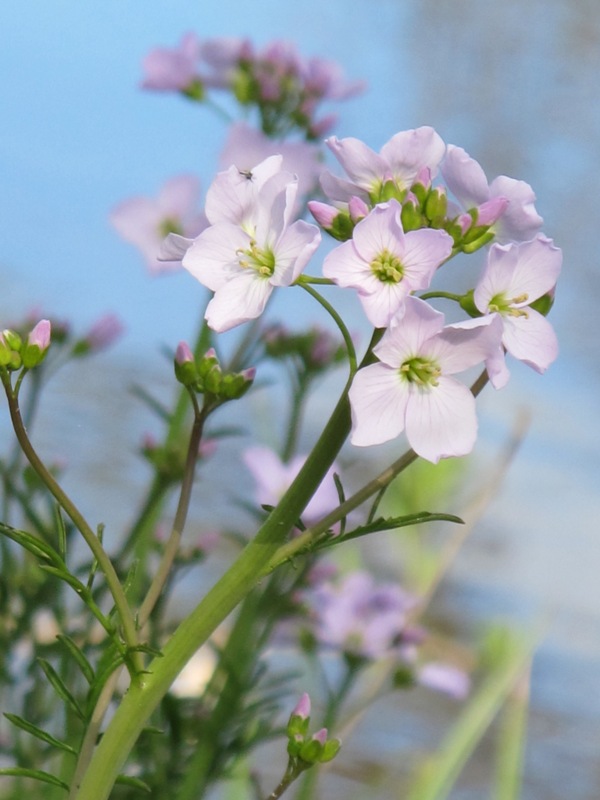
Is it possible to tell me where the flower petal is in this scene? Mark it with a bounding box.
[349,364,410,446]
[205,272,273,332]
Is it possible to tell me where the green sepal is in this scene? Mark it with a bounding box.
[320,738,341,763]
[529,292,554,317]
[299,737,323,763]
[181,79,205,102]
[461,229,495,254]
[329,211,355,241]
[458,289,481,318]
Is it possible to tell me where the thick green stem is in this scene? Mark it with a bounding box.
[73,387,353,800]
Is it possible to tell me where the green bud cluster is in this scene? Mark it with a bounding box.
[264,325,346,374]
[174,348,255,402]
[0,322,52,371]
[285,713,341,767]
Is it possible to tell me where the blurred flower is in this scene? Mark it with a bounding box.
[111,175,206,273]
[141,32,202,92]
[243,445,339,526]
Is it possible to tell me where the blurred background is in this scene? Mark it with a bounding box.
[1,1,599,797]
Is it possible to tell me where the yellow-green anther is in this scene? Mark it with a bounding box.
[371,249,404,283]
[400,356,441,386]
[238,240,276,277]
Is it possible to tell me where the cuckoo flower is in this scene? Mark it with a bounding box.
[474,235,562,388]
[441,145,543,243]
[320,126,445,206]
[182,159,321,331]
[323,200,453,327]
[349,296,502,462]
[111,175,205,273]
[243,446,339,526]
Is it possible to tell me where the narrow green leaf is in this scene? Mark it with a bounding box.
[37,658,85,721]
[57,634,95,684]
[406,630,536,800]
[320,511,464,549]
[54,504,68,561]
[4,712,77,755]
[0,521,63,566]
[0,767,69,790]
[115,774,152,793]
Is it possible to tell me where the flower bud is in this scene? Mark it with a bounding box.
[22,320,51,368]
[424,187,447,223]
[287,692,311,739]
[174,341,199,386]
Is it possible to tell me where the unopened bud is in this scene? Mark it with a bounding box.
[22,320,51,368]
[174,341,198,386]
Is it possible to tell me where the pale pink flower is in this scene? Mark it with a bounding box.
[81,314,124,353]
[141,33,202,92]
[182,160,321,331]
[321,127,446,205]
[417,662,470,700]
[243,446,339,525]
[349,296,502,462]
[111,175,206,274]
[441,145,543,243]
[474,235,562,388]
[323,200,453,327]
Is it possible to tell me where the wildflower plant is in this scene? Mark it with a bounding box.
[0,32,561,800]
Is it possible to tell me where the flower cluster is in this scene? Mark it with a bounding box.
[169,129,560,462]
[141,34,364,139]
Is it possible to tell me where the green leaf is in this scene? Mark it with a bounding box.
[0,767,69,790]
[54,504,68,561]
[493,662,531,800]
[0,521,63,566]
[57,634,95,684]
[4,712,77,755]
[37,658,85,721]
[115,775,152,793]
[406,628,536,800]
[320,511,464,548]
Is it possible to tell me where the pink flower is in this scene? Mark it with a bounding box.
[111,175,206,274]
[441,145,543,243]
[182,159,321,332]
[323,200,453,327]
[27,319,51,351]
[243,446,339,526]
[141,33,202,92]
[348,296,502,462]
[321,127,446,205]
[474,235,562,388]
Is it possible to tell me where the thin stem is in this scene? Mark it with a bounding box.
[418,290,464,303]
[296,276,334,285]
[297,283,357,377]
[0,371,143,674]
[138,394,206,627]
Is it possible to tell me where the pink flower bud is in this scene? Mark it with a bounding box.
[28,320,51,350]
[175,341,194,365]
[348,195,369,222]
[311,727,328,745]
[308,201,338,229]
[476,196,509,227]
[292,692,311,720]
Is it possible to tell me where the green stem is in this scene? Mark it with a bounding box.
[0,372,143,675]
[72,379,354,800]
[298,283,357,377]
[138,396,206,627]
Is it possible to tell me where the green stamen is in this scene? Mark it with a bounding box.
[400,356,441,387]
[488,291,530,318]
[236,240,276,277]
[371,249,404,283]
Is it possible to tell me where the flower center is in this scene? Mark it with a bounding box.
[488,292,529,318]
[237,240,276,277]
[371,249,404,283]
[158,217,184,238]
[400,356,441,387]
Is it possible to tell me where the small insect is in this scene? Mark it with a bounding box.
[238,168,254,181]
